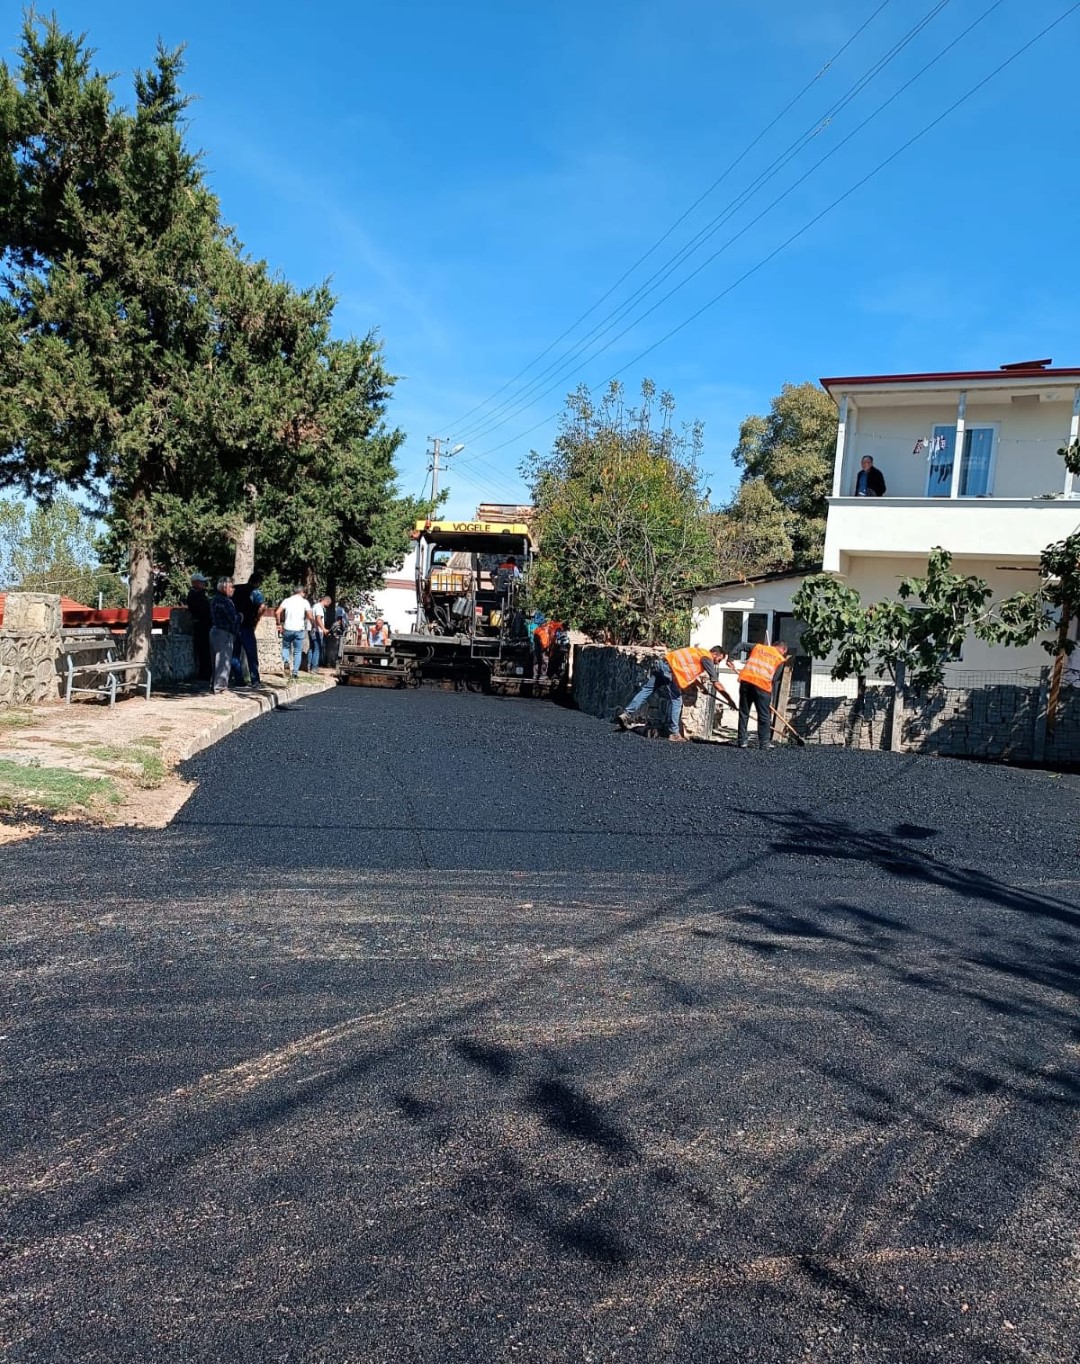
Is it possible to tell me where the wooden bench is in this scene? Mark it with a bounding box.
[61,630,152,707]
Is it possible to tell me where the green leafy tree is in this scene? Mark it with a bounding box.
[717,381,837,575]
[793,548,1048,692]
[712,477,794,581]
[0,493,124,604]
[0,18,231,660]
[1,17,421,652]
[524,380,718,645]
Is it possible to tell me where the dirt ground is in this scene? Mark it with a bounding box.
[0,673,334,839]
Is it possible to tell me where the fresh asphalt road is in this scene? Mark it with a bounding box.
[2,685,1079,1364]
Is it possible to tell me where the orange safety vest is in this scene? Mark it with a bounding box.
[665,646,713,692]
[535,620,562,649]
[740,644,786,692]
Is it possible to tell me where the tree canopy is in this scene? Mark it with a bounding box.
[524,381,718,645]
[792,547,1065,692]
[714,381,837,579]
[0,493,125,606]
[0,15,420,657]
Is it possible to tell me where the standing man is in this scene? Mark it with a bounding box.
[853,455,886,497]
[366,617,390,648]
[185,572,212,685]
[616,645,727,742]
[532,617,563,680]
[232,571,265,684]
[209,577,241,695]
[308,594,330,672]
[276,585,314,680]
[737,641,789,749]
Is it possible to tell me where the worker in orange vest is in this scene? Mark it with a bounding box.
[533,618,563,679]
[737,641,789,749]
[616,645,727,742]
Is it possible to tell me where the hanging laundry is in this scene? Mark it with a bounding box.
[913,437,928,456]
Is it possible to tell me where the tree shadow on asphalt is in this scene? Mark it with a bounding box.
[5,806,1080,1362]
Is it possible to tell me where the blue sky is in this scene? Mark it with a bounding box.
[29,1,1080,517]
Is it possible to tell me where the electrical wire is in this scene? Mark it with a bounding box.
[458,2,1080,470]
[455,1,949,446]
[456,0,997,455]
[443,1,895,436]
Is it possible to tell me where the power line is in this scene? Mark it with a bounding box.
[456,0,966,449]
[458,2,1079,470]
[443,1,894,438]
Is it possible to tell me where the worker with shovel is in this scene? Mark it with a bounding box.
[737,641,790,749]
[616,645,727,742]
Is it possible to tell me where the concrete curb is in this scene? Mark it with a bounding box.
[173,677,337,762]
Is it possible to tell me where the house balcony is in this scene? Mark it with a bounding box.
[822,496,1080,573]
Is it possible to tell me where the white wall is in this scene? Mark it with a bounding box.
[692,578,805,641]
[368,549,419,634]
[839,393,1074,500]
[842,553,1051,682]
[823,498,1080,571]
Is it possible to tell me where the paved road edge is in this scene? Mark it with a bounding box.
[173,677,338,762]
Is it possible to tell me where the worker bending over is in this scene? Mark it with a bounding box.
[533,618,563,679]
[737,641,789,749]
[617,645,726,742]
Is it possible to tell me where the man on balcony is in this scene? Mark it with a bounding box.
[854,455,886,497]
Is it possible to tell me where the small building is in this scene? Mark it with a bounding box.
[367,548,420,634]
[693,359,1080,694]
[690,570,816,697]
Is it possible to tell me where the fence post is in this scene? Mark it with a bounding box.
[889,662,906,752]
[1032,666,1050,764]
[772,664,793,742]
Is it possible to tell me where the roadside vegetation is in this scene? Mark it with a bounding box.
[0,758,119,815]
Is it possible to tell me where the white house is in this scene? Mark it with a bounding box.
[368,548,419,633]
[693,359,1080,691]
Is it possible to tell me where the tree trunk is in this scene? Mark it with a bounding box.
[304,566,319,600]
[1046,602,1072,737]
[845,673,867,748]
[233,522,256,583]
[125,539,155,664]
[233,483,258,583]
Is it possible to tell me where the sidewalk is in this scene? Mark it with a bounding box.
[0,673,336,838]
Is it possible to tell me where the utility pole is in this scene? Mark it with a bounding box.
[427,437,464,504]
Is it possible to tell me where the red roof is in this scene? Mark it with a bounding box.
[821,363,1080,392]
[0,593,174,628]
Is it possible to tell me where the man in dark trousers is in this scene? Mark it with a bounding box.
[853,455,886,497]
[185,572,212,684]
[232,571,265,684]
[737,641,789,749]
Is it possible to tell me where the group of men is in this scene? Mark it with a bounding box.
[186,572,358,692]
[616,639,790,748]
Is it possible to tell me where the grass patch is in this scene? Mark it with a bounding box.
[0,758,119,813]
[0,710,34,728]
[87,742,170,788]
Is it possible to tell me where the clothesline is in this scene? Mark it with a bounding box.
[851,431,1074,448]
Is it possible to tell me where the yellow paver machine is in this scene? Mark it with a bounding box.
[337,519,564,695]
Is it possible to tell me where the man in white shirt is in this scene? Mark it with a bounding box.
[307,595,330,672]
[276,586,314,680]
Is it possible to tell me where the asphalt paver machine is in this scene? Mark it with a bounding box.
[338,518,555,693]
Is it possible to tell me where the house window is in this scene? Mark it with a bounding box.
[718,609,769,659]
[721,611,744,656]
[926,424,996,498]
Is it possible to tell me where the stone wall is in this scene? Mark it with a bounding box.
[0,592,63,707]
[149,609,196,685]
[256,616,286,677]
[900,685,1039,761]
[570,644,714,739]
[2,591,62,635]
[788,689,893,751]
[0,631,61,706]
[570,643,1080,765]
